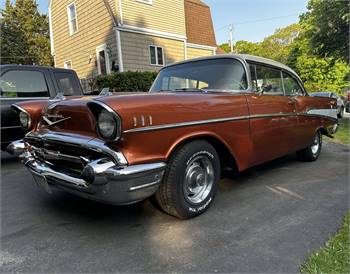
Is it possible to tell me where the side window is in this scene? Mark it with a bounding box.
[282,72,303,96]
[255,65,283,95]
[0,70,49,98]
[54,72,80,96]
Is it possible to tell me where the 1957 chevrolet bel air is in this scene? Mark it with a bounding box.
[8,54,338,219]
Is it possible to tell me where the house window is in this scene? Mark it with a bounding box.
[64,61,72,69]
[67,2,78,35]
[149,46,164,66]
[136,0,153,5]
[96,44,111,75]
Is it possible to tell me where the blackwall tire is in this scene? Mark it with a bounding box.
[297,131,322,162]
[154,140,220,219]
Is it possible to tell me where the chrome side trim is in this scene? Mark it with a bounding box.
[123,111,337,134]
[0,125,22,130]
[123,115,250,133]
[25,132,128,166]
[0,97,50,100]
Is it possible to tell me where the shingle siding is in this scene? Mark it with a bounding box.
[121,32,185,71]
[119,0,186,36]
[52,0,117,78]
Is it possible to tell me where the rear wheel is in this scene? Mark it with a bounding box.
[154,140,220,219]
[297,131,322,162]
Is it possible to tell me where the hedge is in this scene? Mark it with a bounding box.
[96,71,158,92]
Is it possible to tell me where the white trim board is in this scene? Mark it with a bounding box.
[186,43,217,51]
[115,24,187,41]
[96,44,111,75]
[48,1,55,57]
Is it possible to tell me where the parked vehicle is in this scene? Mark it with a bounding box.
[345,91,350,113]
[8,55,338,219]
[0,65,85,151]
[310,92,345,118]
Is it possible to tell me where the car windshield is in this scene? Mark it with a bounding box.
[150,58,247,93]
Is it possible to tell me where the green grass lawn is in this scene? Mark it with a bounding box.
[325,118,350,145]
[300,213,350,274]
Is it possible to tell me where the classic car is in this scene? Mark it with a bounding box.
[8,54,338,219]
[1,65,84,151]
[310,91,345,118]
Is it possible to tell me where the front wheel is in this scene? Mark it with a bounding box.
[297,131,322,162]
[154,140,220,219]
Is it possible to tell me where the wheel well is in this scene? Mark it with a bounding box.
[318,127,333,138]
[170,135,239,173]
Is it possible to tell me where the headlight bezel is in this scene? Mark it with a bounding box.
[88,101,122,141]
[97,109,119,140]
[12,105,32,130]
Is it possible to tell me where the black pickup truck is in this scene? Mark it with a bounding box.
[0,65,84,151]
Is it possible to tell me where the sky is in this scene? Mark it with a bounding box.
[205,0,309,44]
[2,0,308,43]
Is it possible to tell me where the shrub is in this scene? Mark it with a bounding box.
[96,71,158,92]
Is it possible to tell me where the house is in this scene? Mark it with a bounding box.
[48,0,218,80]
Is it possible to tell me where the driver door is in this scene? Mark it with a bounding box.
[246,63,298,165]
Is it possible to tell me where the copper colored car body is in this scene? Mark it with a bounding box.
[8,55,338,219]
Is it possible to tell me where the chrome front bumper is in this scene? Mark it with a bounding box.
[10,133,166,205]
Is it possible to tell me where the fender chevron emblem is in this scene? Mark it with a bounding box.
[43,115,71,127]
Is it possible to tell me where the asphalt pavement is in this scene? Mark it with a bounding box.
[0,140,349,273]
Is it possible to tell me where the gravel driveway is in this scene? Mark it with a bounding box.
[1,141,349,273]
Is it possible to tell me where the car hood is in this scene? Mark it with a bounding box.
[39,92,249,137]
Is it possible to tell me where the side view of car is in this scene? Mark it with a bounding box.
[310,91,345,118]
[0,65,85,151]
[8,55,338,219]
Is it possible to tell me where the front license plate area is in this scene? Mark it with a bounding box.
[31,171,52,194]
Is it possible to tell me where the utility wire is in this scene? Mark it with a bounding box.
[216,13,300,32]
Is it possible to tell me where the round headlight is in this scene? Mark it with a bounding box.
[97,109,118,140]
[19,111,31,129]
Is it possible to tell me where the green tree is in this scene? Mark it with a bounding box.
[219,24,302,64]
[300,0,349,62]
[0,0,52,65]
[259,24,302,64]
[296,55,349,94]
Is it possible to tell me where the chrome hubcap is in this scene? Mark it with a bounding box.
[311,134,320,155]
[183,155,214,204]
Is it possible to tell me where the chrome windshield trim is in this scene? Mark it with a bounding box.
[25,132,128,166]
